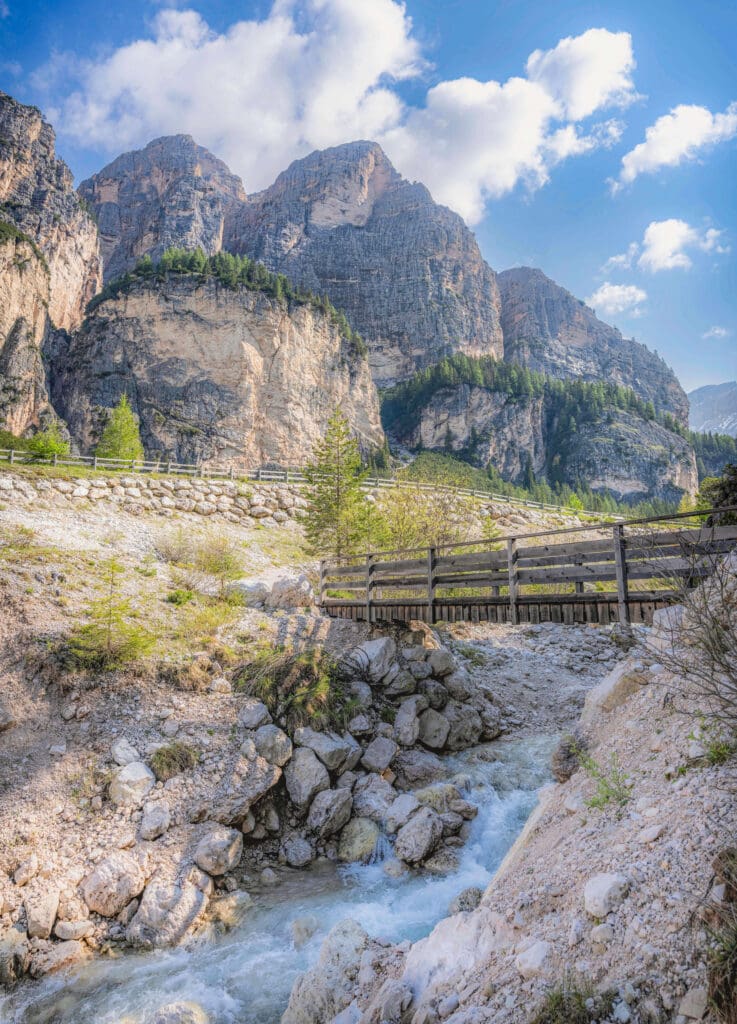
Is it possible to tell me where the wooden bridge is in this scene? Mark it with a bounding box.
[319,508,737,628]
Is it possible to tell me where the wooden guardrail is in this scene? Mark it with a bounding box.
[0,449,615,520]
[319,507,737,628]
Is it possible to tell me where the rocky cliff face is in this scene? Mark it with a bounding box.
[0,231,55,434]
[497,267,688,424]
[50,274,383,467]
[688,381,737,437]
[0,92,101,332]
[79,136,247,284]
[403,384,697,502]
[229,142,504,384]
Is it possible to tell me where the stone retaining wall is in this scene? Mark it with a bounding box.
[0,470,307,526]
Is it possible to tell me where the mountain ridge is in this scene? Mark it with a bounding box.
[688,381,737,437]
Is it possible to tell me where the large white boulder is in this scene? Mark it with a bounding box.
[293,728,354,771]
[284,748,330,810]
[109,761,155,807]
[394,806,443,864]
[345,638,396,683]
[194,827,243,876]
[584,873,630,917]
[80,849,149,917]
[254,724,293,767]
[126,877,208,949]
[266,574,315,610]
[307,789,353,837]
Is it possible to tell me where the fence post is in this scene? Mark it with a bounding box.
[319,560,326,608]
[613,523,630,627]
[93,456,98,471]
[9,449,14,465]
[52,453,58,467]
[166,460,171,474]
[427,546,436,624]
[365,553,375,623]
[506,537,519,625]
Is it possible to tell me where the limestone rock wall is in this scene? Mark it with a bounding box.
[49,274,384,467]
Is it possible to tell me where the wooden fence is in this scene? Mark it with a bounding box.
[319,508,737,628]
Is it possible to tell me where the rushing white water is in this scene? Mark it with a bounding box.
[3,735,555,1024]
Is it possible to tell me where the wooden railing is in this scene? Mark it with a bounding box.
[319,507,737,628]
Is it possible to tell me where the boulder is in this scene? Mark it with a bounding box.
[228,579,270,606]
[337,818,381,863]
[151,1003,210,1024]
[347,713,372,736]
[448,887,483,914]
[515,940,550,979]
[427,649,455,677]
[443,669,473,701]
[418,679,449,709]
[0,924,30,986]
[349,680,373,708]
[140,800,171,841]
[384,670,416,698]
[385,793,420,834]
[254,724,293,767]
[414,783,462,813]
[266,574,314,609]
[111,736,141,766]
[126,878,208,949]
[54,919,93,940]
[24,890,59,939]
[417,709,450,750]
[394,806,443,864]
[344,638,396,683]
[238,699,272,729]
[283,837,314,868]
[393,749,445,790]
[652,603,684,637]
[393,695,428,747]
[443,702,483,751]
[207,891,253,932]
[361,737,398,773]
[80,849,149,917]
[194,827,243,875]
[283,919,373,1024]
[29,940,87,978]
[581,662,648,724]
[307,789,353,837]
[284,748,330,810]
[584,873,630,917]
[109,761,155,807]
[351,774,396,824]
[13,854,38,887]
[293,728,353,772]
[211,755,282,824]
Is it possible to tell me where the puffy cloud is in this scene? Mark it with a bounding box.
[638,219,729,271]
[614,102,737,190]
[526,28,638,120]
[37,4,637,223]
[0,3,9,18]
[702,326,731,340]
[585,282,647,317]
[602,219,729,274]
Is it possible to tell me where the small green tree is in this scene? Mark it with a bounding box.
[96,395,145,462]
[27,423,69,459]
[67,558,154,670]
[301,410,368,559]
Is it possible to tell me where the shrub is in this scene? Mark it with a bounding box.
[529,979,615,1024]
[66,558,154,670]
[166,588,194,606]
[27,423,69,459]
[235,646,358,732]
[576,748,630,811]
[150,741,199,781]
[191,532,243,596]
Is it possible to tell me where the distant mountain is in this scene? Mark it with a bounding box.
[688,382,737,437]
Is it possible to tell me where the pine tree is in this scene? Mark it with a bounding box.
[301,410,368,559]
[96,395,145,462]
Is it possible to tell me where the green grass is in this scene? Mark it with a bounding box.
[529,979,615,1024]
[150,741,199,781]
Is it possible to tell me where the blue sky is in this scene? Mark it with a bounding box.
[1,0,735,392]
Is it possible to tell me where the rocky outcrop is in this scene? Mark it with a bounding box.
[79,135,246,283]
[230,142,504,384]
[49,273,384,466]
[402,382,698,502]
[0,230,55,433]
[497,267,688,423]
[0,92,101,331]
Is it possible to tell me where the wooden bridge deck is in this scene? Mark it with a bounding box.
[319,509,737,628]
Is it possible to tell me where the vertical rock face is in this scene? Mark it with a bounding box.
[0,230,54,434]
[229,142,504,384]
[50,274,384,466]
[497,267,688,424]
[78,136,247,283]
[688,381,737,437]
[0,91,101,332]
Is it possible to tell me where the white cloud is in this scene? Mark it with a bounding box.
[526,28,638,120]
[602,219,729,274]
[702,326,731,340]
[37,4,638,224]
[614,101,737,190]
[638,219,729,271]
[585,282,647,317]
[0,2,9,18]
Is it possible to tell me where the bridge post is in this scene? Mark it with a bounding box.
[427,547,436,624]
[613,524,631,627]
[506,537,519,625]
[365,554,375,623]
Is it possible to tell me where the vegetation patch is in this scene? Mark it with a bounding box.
[150,741,199,781]
[529,978,616,1024]
[235,646,358,733]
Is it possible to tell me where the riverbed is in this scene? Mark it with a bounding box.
[3,735,555,1024]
